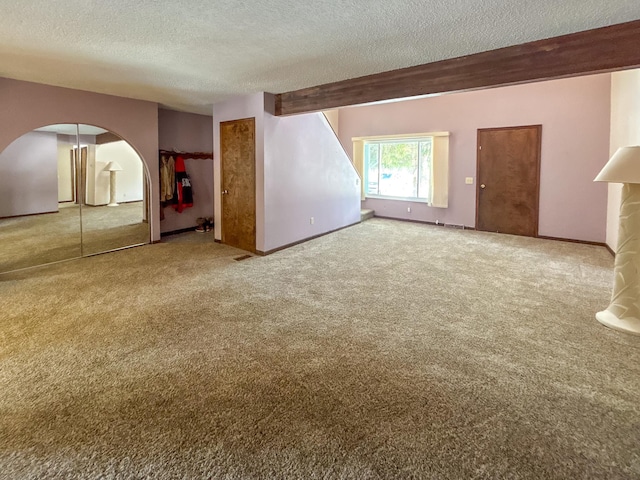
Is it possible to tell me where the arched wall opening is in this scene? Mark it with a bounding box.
[0,77,161,244]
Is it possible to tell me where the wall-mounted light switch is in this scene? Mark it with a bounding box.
[465,177,474,185]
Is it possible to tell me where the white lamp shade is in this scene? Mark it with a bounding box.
[105,161,123,172]
[594,146,640,184]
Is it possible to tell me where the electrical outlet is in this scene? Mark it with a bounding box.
[407,207,411,213]
[310,217,314,225]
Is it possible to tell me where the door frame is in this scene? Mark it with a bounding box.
[475,124,542,237]
[220,117,257,252]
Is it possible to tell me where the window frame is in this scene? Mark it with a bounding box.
[364,136,434,203]
[352,131,450,208]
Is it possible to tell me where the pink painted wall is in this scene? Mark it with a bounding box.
[0,131,58,217]
[338,74,612,242]
[212,93,360,253]
[158,108,214,234]
[0,77,160,241]
[263,108,361,252]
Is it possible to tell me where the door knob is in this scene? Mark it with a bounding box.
[222,189,229,195]
[480,184,486,189]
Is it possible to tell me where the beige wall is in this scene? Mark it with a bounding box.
[607,69,640,252]
[94,141,144,205]
[57,140,74,202]
[323,110,340,135]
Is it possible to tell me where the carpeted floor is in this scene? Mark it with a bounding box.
[0,202,149,273]
[1,218,638,479]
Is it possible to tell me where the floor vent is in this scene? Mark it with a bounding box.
[444,224,466,230]
[234,254,253,261]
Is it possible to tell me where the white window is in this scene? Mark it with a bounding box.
[352,132,450,207]
[364,137,433,202]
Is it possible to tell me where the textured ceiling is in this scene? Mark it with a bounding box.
[1,0,639,114]
[35,125,108,136]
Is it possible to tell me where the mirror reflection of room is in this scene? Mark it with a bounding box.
[0,123,150,273]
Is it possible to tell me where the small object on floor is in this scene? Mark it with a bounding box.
[234,254,253,261]
[195,217,214,233]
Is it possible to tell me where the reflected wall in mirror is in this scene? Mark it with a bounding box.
[0,124,150,274]
[0,124,82,272]
[77,125,149,256]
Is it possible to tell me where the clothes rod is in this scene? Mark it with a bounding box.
[159,150,213,160]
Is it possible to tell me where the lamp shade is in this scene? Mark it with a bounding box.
[104,161,123,172]
[594,146,640,184]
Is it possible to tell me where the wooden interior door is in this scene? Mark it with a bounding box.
[220,118,256,252]
[476,125,541,237]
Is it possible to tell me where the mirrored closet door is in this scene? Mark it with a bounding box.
[0,124,150,274]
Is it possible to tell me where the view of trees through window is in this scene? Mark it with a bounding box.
[364,138,433,201]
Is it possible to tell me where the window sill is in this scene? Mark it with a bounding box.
[365,195,432,204]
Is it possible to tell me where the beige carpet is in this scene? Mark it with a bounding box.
[0,202,149,273]
[1,219,638,479]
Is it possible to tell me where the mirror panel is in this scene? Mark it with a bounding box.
[78,124,149,256]
[0,124,82,272]
[0,124,150,274]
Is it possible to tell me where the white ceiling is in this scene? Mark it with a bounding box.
[1,1,639,115]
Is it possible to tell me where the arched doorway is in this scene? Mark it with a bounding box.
[0,123,151,273]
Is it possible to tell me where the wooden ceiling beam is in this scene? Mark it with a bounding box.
[275,20,640,116]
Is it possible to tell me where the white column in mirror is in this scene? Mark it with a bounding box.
[105,161,123,207]
[594,146,640,335]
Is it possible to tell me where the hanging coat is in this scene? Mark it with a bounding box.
[172,156,194,213]
[160,155,175,202]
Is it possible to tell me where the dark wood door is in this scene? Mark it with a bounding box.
[220,118,256,252]
[476,125,541,237]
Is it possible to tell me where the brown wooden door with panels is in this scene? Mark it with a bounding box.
[476,125,542,237]
[220,117,256,252]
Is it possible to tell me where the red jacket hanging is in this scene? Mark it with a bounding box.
[172,156,194,213]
